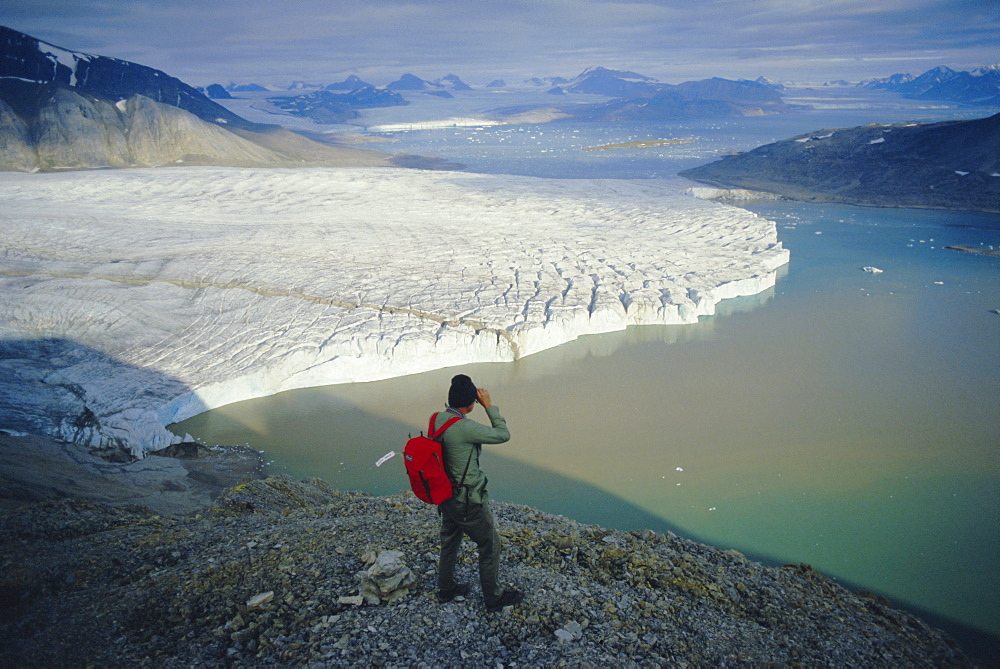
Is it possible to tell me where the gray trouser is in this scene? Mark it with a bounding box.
[438,497,502,602]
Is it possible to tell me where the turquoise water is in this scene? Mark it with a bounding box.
[172,110,1000,652]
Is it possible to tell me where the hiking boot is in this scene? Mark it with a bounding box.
[485,589,524,612]
[437,583,469,603]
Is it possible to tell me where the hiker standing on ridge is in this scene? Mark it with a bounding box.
[434,374,523,612]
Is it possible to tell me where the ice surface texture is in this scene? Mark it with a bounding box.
[0,167,788,455]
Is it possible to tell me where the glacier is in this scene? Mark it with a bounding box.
[0,167,788,457]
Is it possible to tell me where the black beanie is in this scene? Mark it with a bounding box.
[448,374,478,408]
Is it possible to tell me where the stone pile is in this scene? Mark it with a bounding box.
[357,549,417,605]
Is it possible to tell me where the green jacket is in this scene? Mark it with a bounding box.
[434,406,510,505]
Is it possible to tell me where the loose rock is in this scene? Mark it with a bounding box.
[0,475,977,667]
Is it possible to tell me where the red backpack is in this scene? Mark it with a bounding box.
[403,412,471,504]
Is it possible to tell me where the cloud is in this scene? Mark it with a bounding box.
[4,0,998,86]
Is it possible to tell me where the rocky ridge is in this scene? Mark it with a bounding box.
[0,26,397,172]
[0,466,974,666]
[0,25,250,129]
[0,79,393,172]
[680,114,1000,213]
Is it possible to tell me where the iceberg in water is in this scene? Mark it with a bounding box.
[0,167,788,456]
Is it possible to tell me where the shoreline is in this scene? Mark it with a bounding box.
[0,449,978,666]
[686,179,1000,214]
[945,244,1000,257]
[0,432,267,516]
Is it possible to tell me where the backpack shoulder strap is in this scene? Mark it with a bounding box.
[428,411,474,490]
[427,412,463,439]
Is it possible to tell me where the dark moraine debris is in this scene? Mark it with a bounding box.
[0,474,976,666]
[945,244,1000,257]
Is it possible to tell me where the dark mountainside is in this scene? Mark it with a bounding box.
[203,83,232,99]
[0,434,977,666]
[0,26,395,171]
[1,25,253,130]
[680,114,1000,213]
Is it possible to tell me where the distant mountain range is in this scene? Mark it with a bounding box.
[547,68,793,120]
[859,65,1000,106]
[679,114,1000,213]
[0,26,395,171]
[203,63,996,124]
[5,22,996,173]
[215,72,474,123]
[204,64,998,129]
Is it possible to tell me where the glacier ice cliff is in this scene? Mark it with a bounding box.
[0,167,788,457]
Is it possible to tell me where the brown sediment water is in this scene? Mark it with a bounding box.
[174,202,1000,643]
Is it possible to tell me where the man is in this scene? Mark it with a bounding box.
[434,374,523,612]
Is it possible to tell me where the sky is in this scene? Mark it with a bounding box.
[4,0,999,88]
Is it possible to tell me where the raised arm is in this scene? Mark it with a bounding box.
[469,387,509,444]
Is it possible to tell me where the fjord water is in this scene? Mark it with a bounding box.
[173,106,1000,646]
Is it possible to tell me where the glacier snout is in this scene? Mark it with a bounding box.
[0,167,789,456]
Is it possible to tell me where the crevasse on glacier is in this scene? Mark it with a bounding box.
[0,167,788,456]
